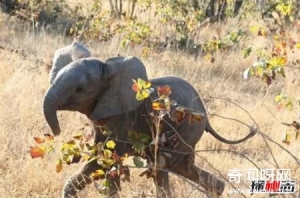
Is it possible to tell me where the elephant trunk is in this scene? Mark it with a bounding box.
[43,88,61,136]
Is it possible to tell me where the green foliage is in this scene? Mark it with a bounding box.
[242,19,300,146]
[128,130,151,155]
[243,27,296,85]
[202,29,246,62]
[133,156,144,168]
[275,93,294,111]
[120,20,152,47]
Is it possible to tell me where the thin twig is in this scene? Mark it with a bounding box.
[208,96,280,168]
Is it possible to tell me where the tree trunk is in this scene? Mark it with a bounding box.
[114,0,119,18]
[192,0,200,11]
[205,0,215,18]
[130,0,137,18]
[217,0,227,21]
[108,0,115,16]
[119,0,123,18]
[233,0,243,17]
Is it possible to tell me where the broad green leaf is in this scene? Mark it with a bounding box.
[132,142,145,154]
[128,130,139,140]
[106,140,116,149]
[138,134,151,143]
[90,169,105,179]
[136,90,150,100]
[269,57,287,67]
[133,156,144,168]
[256,66,264,76]
[104,149,112,157]
[46,145,55,154]
[275,94,283,103]
[102,179,110,188]
[137,78,151,89]
[249,26,260,33]
[243,47,252,59]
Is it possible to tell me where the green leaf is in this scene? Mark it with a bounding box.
[275,94,283,102]
[90,169,105,179]
[104,149,112,157]
[249,26,260,33]
[138,134,151,143]
[106,140,116,149]
[132,142,145,154]
[103,179,110,188]
[243,47,252,59]
[256,66,264,76]
[46,145,55,154]
[133,156,144,168]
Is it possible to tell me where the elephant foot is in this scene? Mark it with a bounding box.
[170,154,225,197]
[62,174,121,198]
[197,168,225,197]
[62,174,92,198]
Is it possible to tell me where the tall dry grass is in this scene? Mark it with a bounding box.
[0,10,299,198]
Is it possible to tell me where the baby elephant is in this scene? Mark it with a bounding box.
[43,56,256,197]
[49,41,91,84]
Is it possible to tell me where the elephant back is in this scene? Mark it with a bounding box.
[150,76,206,113]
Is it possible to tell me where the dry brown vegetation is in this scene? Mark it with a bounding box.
[0,2,300,198]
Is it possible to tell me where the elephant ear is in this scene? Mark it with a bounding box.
[50,42,91,84]
[71,42,91,60]
[90,56,148,119]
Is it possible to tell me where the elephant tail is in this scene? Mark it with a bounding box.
[205,120,256,144]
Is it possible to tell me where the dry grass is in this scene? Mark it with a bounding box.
[0,10,300,198]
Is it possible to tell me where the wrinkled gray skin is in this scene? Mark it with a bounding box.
[49,41,91,84]
[43,56,256,198]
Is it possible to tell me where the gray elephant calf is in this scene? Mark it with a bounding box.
[43,56,256,197]
[49,41,91,84]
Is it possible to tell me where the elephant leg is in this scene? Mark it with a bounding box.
[62,160,121,198]
[170,154,225,197]
[62,160,100,198]
[153,170,171,198]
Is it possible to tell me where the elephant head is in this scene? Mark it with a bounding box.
[43,56,148,135]
[49,41,91,84]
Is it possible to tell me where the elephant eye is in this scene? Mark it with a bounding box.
[75,86,83,93]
